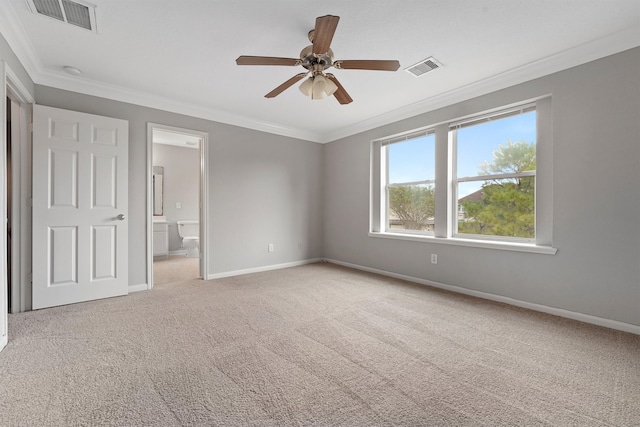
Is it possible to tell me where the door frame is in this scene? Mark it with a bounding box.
[146,123,209,289]
[3,61,34,316]
[1,61,34,353]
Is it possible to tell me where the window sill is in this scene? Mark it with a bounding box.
[368,232,557,255]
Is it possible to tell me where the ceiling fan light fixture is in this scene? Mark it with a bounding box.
[299,77,313,96]
[324,77,338,96]
[311,75,326,99]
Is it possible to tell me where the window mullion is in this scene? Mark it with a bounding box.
[383,145,389,231]
[388,179,435,187]
[458,170,536,183]
[449,129,458,238]
[433,123,451,238]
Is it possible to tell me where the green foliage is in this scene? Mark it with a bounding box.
[459,178,534,237]
[479,140,536,175]
[389,185,435,230]
[459,140,535,238]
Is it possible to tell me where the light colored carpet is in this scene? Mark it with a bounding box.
[153,255,200,285]
[0,262,638,426]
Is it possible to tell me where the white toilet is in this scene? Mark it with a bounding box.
[176,220,199,258]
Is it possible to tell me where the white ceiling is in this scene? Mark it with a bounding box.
[1,1,639,142]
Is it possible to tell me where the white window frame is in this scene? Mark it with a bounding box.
[370,97,556,255]
[382,129,436,235]
[450,104,537,243]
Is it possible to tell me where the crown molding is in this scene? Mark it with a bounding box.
[1,1,637,145]
[0,2,323,143]
[319,26,640,143]
[0,2,43,77]
[34,69,323,142]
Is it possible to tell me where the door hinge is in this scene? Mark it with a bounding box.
[27,272,32,283]
[26,197,33,207]
[28,122,33,133]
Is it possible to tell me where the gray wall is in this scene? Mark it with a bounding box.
[153,143,200,251]
[2,27,638,328]
[35,86,324,285]
[323,47,640,326]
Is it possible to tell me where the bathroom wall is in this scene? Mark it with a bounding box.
[153,143,200,252]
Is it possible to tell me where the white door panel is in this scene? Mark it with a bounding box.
[32,105,129,309]
[93,225,116,280]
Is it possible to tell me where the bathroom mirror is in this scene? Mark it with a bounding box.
[153,166,164,216]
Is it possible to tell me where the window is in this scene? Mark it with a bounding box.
[371,98,554,253]
[383,130,435,233]
[453,105,536,241]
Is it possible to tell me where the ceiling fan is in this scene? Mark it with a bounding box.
[236,15,400,104]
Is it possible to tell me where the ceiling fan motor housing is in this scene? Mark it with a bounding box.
[300,45,334,75]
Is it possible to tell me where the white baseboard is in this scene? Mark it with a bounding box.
[207,258,323,280]
[128,283,149,293]
[325,258,640,336]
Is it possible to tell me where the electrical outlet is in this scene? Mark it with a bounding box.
[431,254,438,264]
[298,242,302,249]
[268,243,274,252]
[176,202,181,209]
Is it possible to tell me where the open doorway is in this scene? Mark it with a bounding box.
[6,95,30,313]
[4,65,34,315]
[2,62,34,353]
[146,123,208,289]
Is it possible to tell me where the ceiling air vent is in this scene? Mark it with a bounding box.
[26,0,97,32]
[405,56,443,77]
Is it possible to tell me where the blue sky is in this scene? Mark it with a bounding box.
[388,111,536,196]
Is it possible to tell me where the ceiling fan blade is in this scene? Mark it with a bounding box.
[335,60,401,71]
[236,56,300,66]
[265,73,308,98]
[312,15,340,54]
[326,74,353,105]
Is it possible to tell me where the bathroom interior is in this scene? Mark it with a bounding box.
[152,129,201,285]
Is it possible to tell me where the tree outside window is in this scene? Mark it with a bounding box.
[378,103,540,244]
[385,132,435,233]
[455,109,536,240]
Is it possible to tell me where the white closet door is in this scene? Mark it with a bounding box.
[32,105,129,309]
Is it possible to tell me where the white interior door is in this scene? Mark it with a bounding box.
[32,105,129,309]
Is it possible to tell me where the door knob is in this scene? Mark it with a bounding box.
[116,214,125,221]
